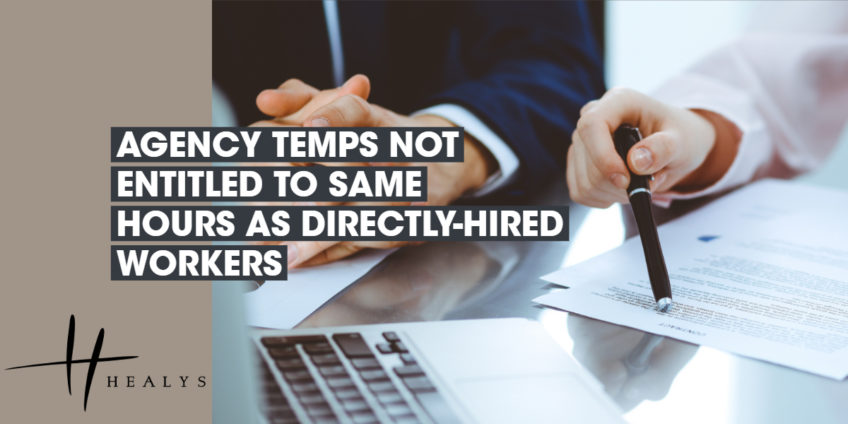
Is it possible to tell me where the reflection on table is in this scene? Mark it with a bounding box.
[293,184,848,424]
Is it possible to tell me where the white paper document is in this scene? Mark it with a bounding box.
[536,180,848,379]
[245,249,395,329]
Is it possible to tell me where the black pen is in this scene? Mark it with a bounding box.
[613,125,673,312]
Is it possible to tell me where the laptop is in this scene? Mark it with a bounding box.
[211,89,622,423]
[213,282,622,424]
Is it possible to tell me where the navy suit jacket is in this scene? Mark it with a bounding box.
[213,1,604,201]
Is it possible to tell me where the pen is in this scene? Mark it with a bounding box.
[613,125,673,312]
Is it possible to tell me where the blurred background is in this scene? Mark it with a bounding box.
[215,0,848,190]
[606,0,848,190]
[212,0,848,269]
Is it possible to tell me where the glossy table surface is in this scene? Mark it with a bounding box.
[293,183,848,424]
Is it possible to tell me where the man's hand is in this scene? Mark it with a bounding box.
[253,75,496,266]
[567,88,741,208]
[253,74,371,127]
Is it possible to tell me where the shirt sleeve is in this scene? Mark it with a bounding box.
[413,104,520,197]
[651,4,848,202]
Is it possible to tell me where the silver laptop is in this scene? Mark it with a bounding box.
[214,282,622,424]
[211,89,621,424]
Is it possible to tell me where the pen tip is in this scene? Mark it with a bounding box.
[657,297,673,313]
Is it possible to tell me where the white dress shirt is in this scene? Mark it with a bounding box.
[413,105,520,197]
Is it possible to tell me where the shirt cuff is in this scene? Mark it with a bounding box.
[413,104,519,197]
[651,73,772,203]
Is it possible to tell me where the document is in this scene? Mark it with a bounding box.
[536,180,848,379]
[245,248,395,329]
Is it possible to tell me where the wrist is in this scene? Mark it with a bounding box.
[413,114,497,193]
[674,109,741,192]
[461,136,496,192]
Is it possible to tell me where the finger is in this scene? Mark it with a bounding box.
[354,240,411,249]
[580,100,599,116]
[338,74,371,100]
[286,240,338,268]
[575,115,630,188]
[650,170,670,192]
[578,142,628,207]
[572,142,617,208]
[577,88,665,183]
[574,129,630,191]
[597,87,652,122]
[280,74,373,125]
[568,138,600,206]
[628,131,677,175]
[586,154,630,203]
[566,144,580,200]
[249,120,293,127]
[256,78,319,117]
[569,131,627,207]
[304,94,381,127]
[297,243,362,267]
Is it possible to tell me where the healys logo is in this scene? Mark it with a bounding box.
[5,315,138,411]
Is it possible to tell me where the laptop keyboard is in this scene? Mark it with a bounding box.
[258,331,458,424]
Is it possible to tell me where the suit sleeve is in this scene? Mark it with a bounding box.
[424,1,604,201]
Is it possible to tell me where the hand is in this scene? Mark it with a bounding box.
[567,314,698,411]
[253,75,496,266]
[253,74,371,126]
[567,88,741,208]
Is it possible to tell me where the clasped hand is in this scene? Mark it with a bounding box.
[252,75,494,267]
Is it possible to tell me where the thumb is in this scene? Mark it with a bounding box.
[338,74,370,100]
[627,131,677,175]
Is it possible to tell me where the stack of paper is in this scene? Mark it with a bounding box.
[535,179,848,380]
